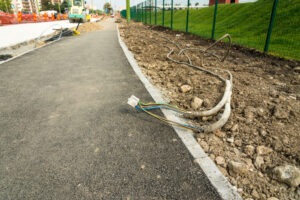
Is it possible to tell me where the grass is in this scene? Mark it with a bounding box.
[134,0,300,60]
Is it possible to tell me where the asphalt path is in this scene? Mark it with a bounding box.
[0,18,221,200]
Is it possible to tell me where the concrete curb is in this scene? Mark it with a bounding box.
[117,25,242,200]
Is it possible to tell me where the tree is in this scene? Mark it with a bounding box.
[195,2,199,6]
[103,2,111,13]
[60,0,68,13]
[41,0,52,10]
[0,0,12,13]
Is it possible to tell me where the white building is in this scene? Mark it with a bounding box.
[11,0,42,13]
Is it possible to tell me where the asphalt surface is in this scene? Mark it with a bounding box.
[0,19,222,200]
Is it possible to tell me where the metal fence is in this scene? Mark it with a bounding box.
[121,0,300,60]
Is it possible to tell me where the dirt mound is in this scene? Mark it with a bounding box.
[119,22,300,200]
[77,22,102,33]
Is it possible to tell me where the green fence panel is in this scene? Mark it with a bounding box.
[268,0,300,59]
[129,0,300,60]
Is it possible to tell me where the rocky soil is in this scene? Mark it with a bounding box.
[119,21,300,200]
[77,21,102,33]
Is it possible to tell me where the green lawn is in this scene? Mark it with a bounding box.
[133,0,300,60]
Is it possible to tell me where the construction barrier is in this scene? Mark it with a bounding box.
[0,11,102,26]
[0,11,69,26]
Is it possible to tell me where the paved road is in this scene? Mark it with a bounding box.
[0,19,221,200]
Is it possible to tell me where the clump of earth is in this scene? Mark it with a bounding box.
[77,21,102,33]
[119,21,300,200]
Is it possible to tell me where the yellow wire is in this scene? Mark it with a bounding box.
[138,103,200,132]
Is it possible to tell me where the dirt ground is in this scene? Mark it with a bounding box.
[119,21,300,200]
[76,21,102,33]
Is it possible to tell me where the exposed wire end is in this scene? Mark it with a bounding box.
[127,95,140,108]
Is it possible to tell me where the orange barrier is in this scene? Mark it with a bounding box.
[17,11,21,23]
[33,12,37,22]
[0,11,69,26]
[44,13,47,21]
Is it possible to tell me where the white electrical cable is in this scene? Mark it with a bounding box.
[125,27,233,132]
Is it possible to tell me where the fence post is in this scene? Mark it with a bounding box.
[155,0,157,25]
[142,2,144,22]
[139,4,141,22]
[264,0,279,53]
[162,0,165,26]
[126,0,131,23]
[145,1,147,23]
[186,0,190,33]
[211,0,218,39]
[150,0,152,24]
[171,0,173,29]
[137,5,139,21]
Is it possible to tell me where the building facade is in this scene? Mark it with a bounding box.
[209,0,239,6]
[11,0,23,12]
[11,0,42,13]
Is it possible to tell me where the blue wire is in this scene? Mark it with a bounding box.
[135,105,203,131]
[135,105,181,112]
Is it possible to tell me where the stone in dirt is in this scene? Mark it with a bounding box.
[199,140,209,152]
[215,156,225,167]
[293,66,300,73]
[244,158,254,170]
[251,189,260,199]
[227,137,234,143]
[254,156,264,169]
[203,98,211,108]
[191,97,203,110]
[243,106,256,121]
[179,85,192,93]
[244,145,255,156]
[260,129,267,136]
[273,106,289,119]
[213,129,225,137]
[228,161,249,177]
[231,124,239,132]
[267,198,279,200]
[256,145,273,155]
[273,165,300,187]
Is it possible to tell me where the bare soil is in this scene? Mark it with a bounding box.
[119,21,300,200]
[77,21,102,33]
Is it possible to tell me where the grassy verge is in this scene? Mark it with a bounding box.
[139,0,300,60]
